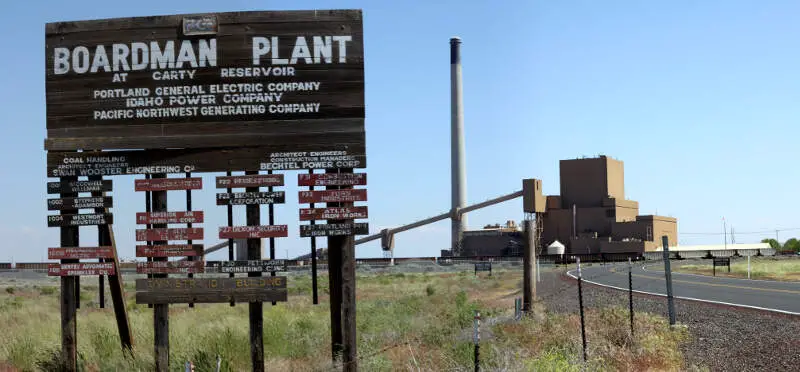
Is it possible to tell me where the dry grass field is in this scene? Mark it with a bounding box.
[0,268,691,371]
[677,257,800,281]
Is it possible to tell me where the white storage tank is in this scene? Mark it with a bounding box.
[547,240,566,255]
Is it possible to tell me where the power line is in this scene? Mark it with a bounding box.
[681,227,800,236]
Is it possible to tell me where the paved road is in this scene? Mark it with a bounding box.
[568,262,800,315]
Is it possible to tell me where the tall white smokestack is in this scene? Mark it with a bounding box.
[450,37,467,254]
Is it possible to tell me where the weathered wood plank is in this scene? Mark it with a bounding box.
[48,246,114,259]
[46,145,366,176]
[135,277,286,291]
[48,213,113,227]
[216,192,285,205]
[48,262,116,276]
[48,180,112,194]
[298,173,366,186]
[48,196,112,210]
[135,290,288,304]
[219,225,288,239]
[136,260,204,274]
[216,174,284,188]
[136,244,204,257]
[205,260,287,273]
[135,228,203,241]
[298,189,367,203]
[134,178,202,192]
[299,206,368,221]
[299,223,369,237]
[136,211,204,224]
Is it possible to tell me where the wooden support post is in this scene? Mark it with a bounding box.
[268,169,277,306]
[145,174,153,309]
[90,175,105,309]
[186,172,195,309]
[152,173,169,372]
[327,168,357,371]
[60,175,79,372]
[105,227,134,352]
[226,171,235,307]
[309,169,319,305]
[523,219,536,312]
[327,169,344,364]
[245,170,264,372]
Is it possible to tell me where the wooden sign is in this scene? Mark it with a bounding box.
[136,261,205,274]
[298,173,366,186]
[474,262,492,276]
[216,174,284,188]
[135,228,204,241]
[219,225,288,239]
[48,246,114,260]
[299,223,369,237]
[136,211,204,225]
[135,178,203,192]
[48,213,113,227]
[216,192,285,205]
[47,147,366,177]
[47,180,112,194]
[44,10,365,153]
[135,277,288,304]
[298,189,367,203]
[136,244,204,257]
[47,196,112,210]
[48,262,116,276]
[205,260,287,273]
[299,206,368,221]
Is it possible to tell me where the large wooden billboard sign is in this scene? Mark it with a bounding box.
[44,10,365,156]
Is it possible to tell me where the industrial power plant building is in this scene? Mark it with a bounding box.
[542,155,676,255]
[459,155,677,256]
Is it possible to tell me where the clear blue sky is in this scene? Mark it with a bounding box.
[1,1,798,261]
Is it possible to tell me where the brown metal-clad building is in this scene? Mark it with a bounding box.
[459,155,676,257]
[543,156,677,255]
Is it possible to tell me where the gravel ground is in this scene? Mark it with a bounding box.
[535,266,800,372]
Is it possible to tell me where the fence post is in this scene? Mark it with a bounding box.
[473,310,480,372]
[577,258,587,362]
[747,256,751,279]
[661,236,676,326]
[628,257,634,339]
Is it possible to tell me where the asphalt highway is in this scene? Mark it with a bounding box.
[568,262,800,315]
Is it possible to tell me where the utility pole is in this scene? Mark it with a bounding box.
[723,217,727,249]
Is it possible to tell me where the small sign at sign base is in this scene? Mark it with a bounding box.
[48,263,116,276]
[206,260,287,273]
[300,223,369,237]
